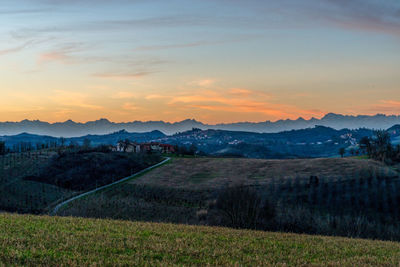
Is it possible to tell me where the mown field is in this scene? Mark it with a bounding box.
[1,213,399,266]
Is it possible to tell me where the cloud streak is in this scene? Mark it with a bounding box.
[0,8,51,15]
[37,43,84,64]
[370,100,400,113]
[0,41,31,56]
[93,71,154,80]
[7,0,400,39]
[49,90,102,110]
[281,0,400,37]
[167,88,324,120]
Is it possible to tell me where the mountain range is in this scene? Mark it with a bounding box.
[1,113,400,137]
[2,124,400,158]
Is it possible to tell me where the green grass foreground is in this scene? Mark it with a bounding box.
[1,214,400,266]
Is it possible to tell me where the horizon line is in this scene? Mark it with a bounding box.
[1,113,400,125]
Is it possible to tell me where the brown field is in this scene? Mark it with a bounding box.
[131,157,397,189]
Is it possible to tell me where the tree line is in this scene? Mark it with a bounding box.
[360,130,400,164]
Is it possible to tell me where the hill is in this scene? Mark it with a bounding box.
[0,149,162,214]
[60,157,400,241]
[0,213,399,266]
[0,151,75,213]
[0,130,165,149]
[161,126,377,158]
[1,113,400,136]
[2,124,400,158]
[0,125,385,158]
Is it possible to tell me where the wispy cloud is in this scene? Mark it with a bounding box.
[93,71,154,80]
[145,94,169,100]
[317,0,400,36]
[0,41,31,56]
[38,51,72,64]
[132,36,255,51]
[369,100,400,113]
[37,42,85,64]
[167,87,324,120]
[216,0,400,37]
[8,1,400,39]
[189,79,216,88]
[112,91,136,99]
[134,41,210,51]
[49,90,102,110]
[277,0,400,37]
[0,8,51,15]
[122,102,139,111]
[11,16,211,39]
[229,88,253,97]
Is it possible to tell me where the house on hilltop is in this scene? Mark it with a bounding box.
[141,142,175,154]
[116,140,175,154]
[116,140,141,153]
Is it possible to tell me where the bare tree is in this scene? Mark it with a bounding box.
[0,141,5,155]
[339,148,345,158]
[214,185,274,229]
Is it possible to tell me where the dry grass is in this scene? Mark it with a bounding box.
[1,213,400,266]
[131,157,396,189]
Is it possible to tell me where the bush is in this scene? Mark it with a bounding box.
[210,185,275,230]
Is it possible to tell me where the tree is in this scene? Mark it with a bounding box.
[359,136,372,156]
[214,185,274,229]
[175,145,188,156]
[373,130,391,162]
[0,141,5,155]
[189,143,197,156]
[59,137,66,147]
[339,147,345,158]
[395,145,400,162]
[83,138,91,149]
[360,131,399,164]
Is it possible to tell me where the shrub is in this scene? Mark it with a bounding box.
[210,185,275,230]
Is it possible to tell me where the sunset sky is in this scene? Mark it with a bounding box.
[1,0,399,123]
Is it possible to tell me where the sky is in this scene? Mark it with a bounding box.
[0,0,399,123]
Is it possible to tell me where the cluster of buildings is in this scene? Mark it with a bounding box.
[115,140,175,154]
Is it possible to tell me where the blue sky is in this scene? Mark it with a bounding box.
[0,0,399,123]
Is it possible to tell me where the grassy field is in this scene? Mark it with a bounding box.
[1,213,400,266]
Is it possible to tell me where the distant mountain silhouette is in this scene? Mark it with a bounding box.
[0,113,400,137]
[0,130,165,148]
